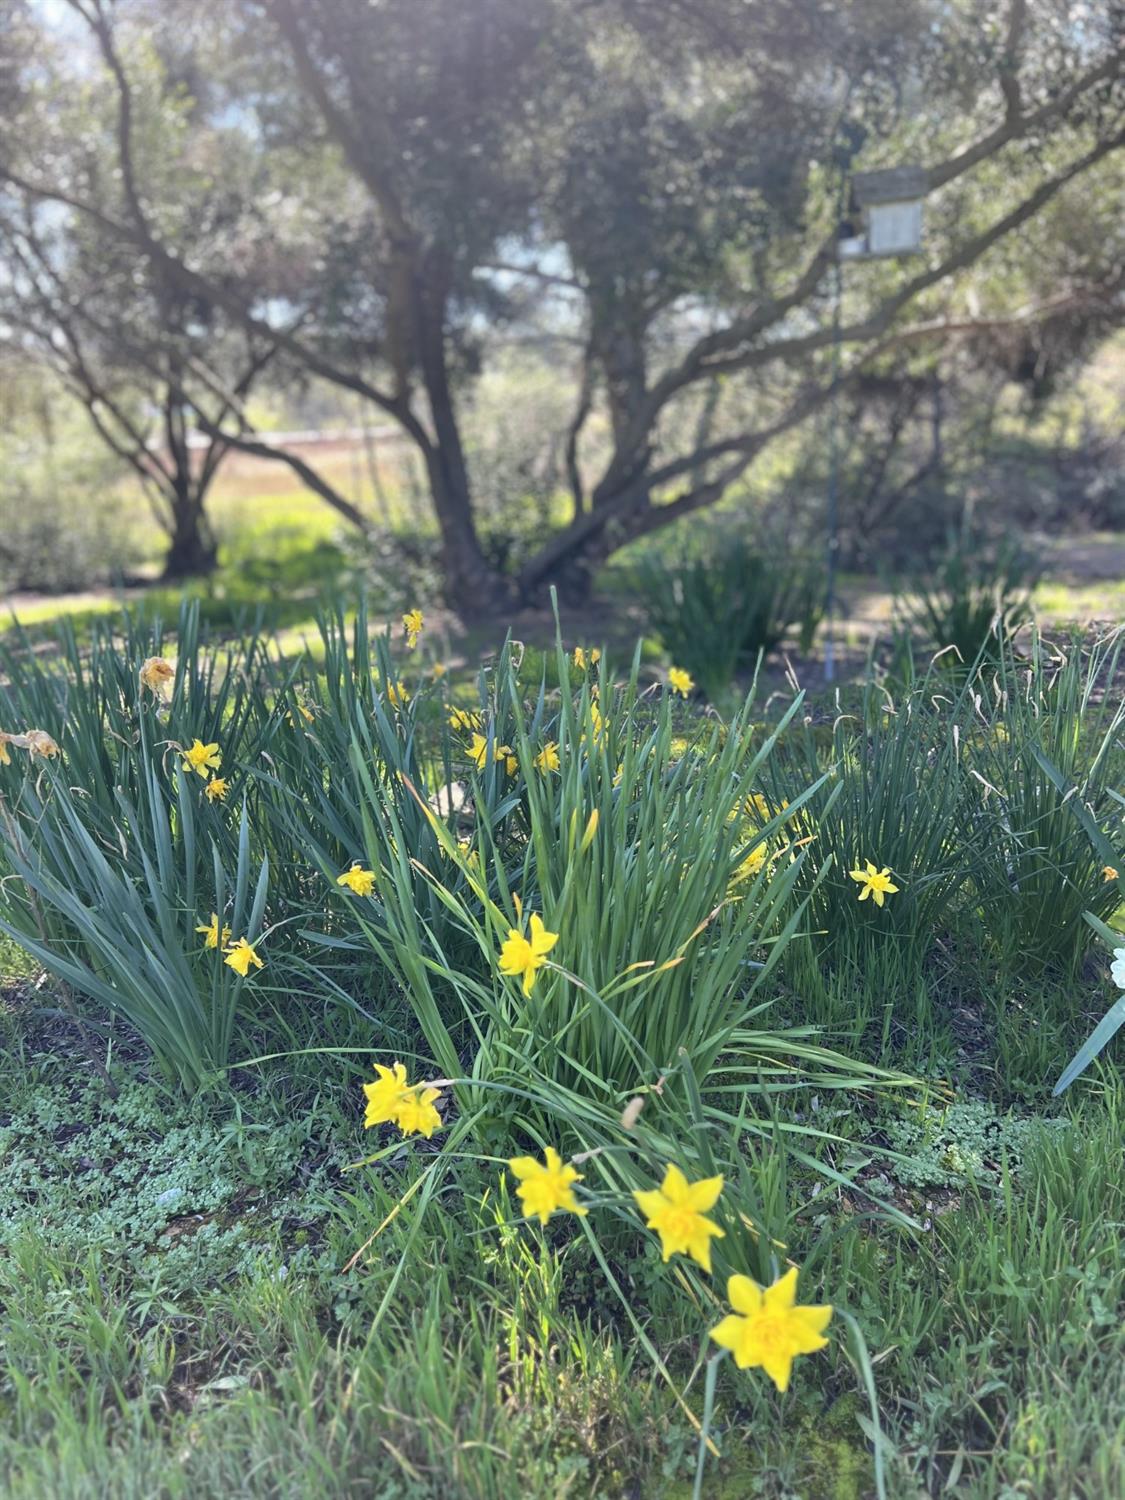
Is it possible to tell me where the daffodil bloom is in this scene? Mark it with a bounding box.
[468,731,516,774]
[224,937,263,977]
[633,1165,725,1272]
[24,730,60,759]
[0,732,11,766]
[395,1086,443,1138]
[431,661,446,680]
[448,707,481,732]
[533,741,560,774]
[139,656,174,697]
[456,837,481,872]
[572,646,600,670]
[385,682,410,708]
[337,864,377,897]
[499,913,559,995]
[402,609,424,648]
[205,777,228,802]
[362,1062,413,1128]
[710,1268,833,1392]
[585,702,606,746]
[195,913,231,950]
[668,667,694,697]
[1103,866,1119,882]
[849,859,900,907]
[731,844,768,885]
[287,703,315,727]
[508,1147,586,1225]
[744,791,786,823]
[182,739,221,778]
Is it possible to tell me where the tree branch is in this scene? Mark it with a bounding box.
[185,410,372,533]
[594,42,1124,489]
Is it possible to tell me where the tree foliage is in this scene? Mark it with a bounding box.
[0,0,1121,602]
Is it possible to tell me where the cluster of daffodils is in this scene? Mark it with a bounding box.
[726,789,792,891]
[363,1061,443,1139]
[0,728,60,766]
[195,914,263,976]
[181,738,228,803]
[138,660,227,802]
[507,1151,832,1393]
[447,706,561,780]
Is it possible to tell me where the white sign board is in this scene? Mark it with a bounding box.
[867,200,923,256]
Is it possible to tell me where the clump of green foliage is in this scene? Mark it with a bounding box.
[899,532,1038,666]
[877,1098,1068,1190]
[630,535,822,700]
[0,1072,343,1306]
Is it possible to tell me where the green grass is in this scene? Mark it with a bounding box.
[0,1002,1120,1499]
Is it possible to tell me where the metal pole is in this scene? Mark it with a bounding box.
[824,246,843,682]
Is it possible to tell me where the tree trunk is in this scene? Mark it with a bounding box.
[160,480,217,580]
[161,518,218,580]
[415,253,509,614]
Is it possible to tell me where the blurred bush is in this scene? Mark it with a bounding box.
[629,533,823,700]
[0,380,139,593]
[898,532,1039,666]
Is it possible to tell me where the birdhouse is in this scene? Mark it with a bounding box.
[847,166,928,258]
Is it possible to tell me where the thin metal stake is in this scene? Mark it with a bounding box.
[824,248,843,681]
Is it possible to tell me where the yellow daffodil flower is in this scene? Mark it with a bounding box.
[0,732,11,766]
[205,777,228,802]
[848,860,900,907]
[363,1062,413,1128]
[468,731,516,774]
[668,667,694,697]
[585,702,606,746]
[287,703,315,727]
[362,1061,443,1137]
[573,646,600,670]
[710,1268,833,1392]
[402,609,424,649]
[508,1147,586,1225]
[195,913,231,950]
[731,844,768,885]
[448,707,481,732]
[223,937,263,977]
[633,1164,725,1272]
[182,739,221,778]
[1103,866,1119,882]
[385,682,410,708]
[533,741,560,774]
[337,864,377,897]
[744,791,787,822]
[498,912,559,995]
[394,1086,443,1138]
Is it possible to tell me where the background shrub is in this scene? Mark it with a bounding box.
[630,534,823,700]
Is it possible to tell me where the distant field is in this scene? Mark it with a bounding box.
[4,437,1123,653]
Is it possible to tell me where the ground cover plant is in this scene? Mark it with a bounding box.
[0,600,1123,1498]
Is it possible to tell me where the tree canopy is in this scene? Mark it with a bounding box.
[0,0,1121,604]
